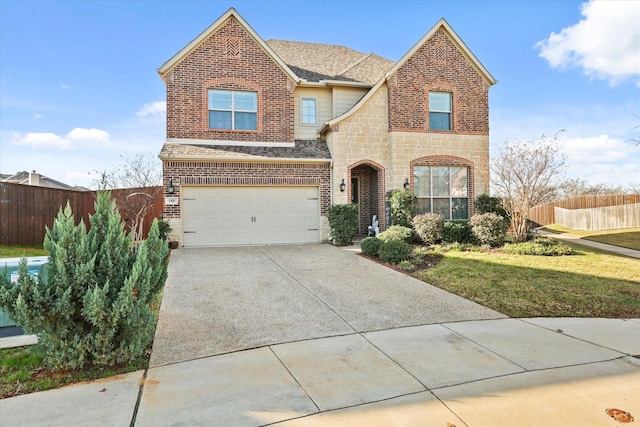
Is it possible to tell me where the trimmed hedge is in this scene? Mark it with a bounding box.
[413,213,443,245]
[378,225,414,243]
[442,221,475,244]
[328,204,359,246]
[360,237,382,256]
[469,213,507,247]
[378,240,410,263]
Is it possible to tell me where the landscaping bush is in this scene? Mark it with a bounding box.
[328,204,359,246]
[157,219,171,241]
[378,240,410,264]
[0,192,169,369]
[442,221,475,244]
[469,212,507,247]
[413,213,443,245]
[388,189,415,228]
[360,237,382,256]
[475,193,508,218]
[378,225,414,243]
[502,236,572,256]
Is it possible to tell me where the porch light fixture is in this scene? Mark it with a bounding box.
[339,179,346,192]
[403,178,410,189]
[168,179,175,194]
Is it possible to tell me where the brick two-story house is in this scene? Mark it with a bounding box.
[158,8,496,247]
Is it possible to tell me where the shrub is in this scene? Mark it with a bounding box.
[378,225,414,243]
[502,236,572,256]
[469,213,507,247]
[360,237,382,256]
[0,192,169,369]
[442,221,475,244]
[413,213,443,245]
[388,189,415,228]
[397,260,413,270]
[475,193,508,218]
[157,219,171,241]
[328,204,359,246]
[378,240,410,264]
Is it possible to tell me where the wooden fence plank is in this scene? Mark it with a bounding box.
[529,194,640,227]
[1,183,163,246]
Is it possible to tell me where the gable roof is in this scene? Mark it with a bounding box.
[266,40,394,85]
[157,8,300,84]
[1,170,89,191]
[320,18,497,134]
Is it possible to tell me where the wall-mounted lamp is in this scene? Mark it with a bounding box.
[339,179,346,192]
[168,179,175,194]
[403,178,410,189]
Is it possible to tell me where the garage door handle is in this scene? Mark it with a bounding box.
[308,228,318,231]
[183,198,196,200]
[184,231,196,234]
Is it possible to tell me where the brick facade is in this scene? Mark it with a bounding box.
[387,28,490,135]
[165,17,295,142]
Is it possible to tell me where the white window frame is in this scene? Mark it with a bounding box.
[301,98,317,125]
[208,89,257,131]
[428,92,452,131]
[413,165,469,220]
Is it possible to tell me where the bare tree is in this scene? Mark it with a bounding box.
[559,178,624,198]
[628,182,640,194]
[92,153,162,190]
[492,133,567,242]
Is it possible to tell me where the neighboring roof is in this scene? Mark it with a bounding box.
[266,40,394,85]
[1,171,89,191]
[157,8,300,84]
[320,18,497,134]
[159,140,332,162]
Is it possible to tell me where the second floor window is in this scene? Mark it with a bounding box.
[428,92,451,131]
[208,89,257,130]
[301,98,317,125]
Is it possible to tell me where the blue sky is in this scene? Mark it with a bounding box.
[1,0,639,189]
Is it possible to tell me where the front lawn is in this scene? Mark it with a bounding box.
[0,346,148,399]
[412,242,640,318]
[0,245,48,258]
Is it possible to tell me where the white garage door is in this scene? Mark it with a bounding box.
[182,186,320,247]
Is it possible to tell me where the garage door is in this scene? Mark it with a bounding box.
[182,186,320,247]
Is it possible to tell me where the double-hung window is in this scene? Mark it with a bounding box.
[301,98,317,125]
[413,165,469,219]
[428,92,452,131]
[208,89,257,130]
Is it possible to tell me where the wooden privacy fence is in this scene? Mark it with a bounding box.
[0,183,163,246]
[528,194,640,227]
[555,203,640,231]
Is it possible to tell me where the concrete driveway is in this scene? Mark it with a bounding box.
[148,244,504,367]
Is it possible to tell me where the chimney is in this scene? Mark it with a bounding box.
[29,170,41,186]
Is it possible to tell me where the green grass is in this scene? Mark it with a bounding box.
[0,345,148,399]
[0,245,48,258]
[543,225,640,251]
[412,242,640,318]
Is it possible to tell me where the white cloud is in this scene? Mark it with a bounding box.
[33,113,42,119]
[535,0,640,86]
[11,127,110,150]
[136,101,166,117]
[61,83,71,90]
[66,127,110,142]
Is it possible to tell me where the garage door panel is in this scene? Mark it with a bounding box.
[182,186,319,247]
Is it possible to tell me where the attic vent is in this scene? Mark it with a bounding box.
[433,44,446,62]
[227,37,240,57]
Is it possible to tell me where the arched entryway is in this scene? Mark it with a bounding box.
[348,160,386,235]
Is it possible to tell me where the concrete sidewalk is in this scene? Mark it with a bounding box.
[2,318,638,426]
[1,244,639,426]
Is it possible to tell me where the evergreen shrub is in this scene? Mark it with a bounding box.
[360,237,382,256]
[378,225,414,243]
[413,213,443,245]
[0,192,169,369]
[328,204,359,246]
[378,240,410,264]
